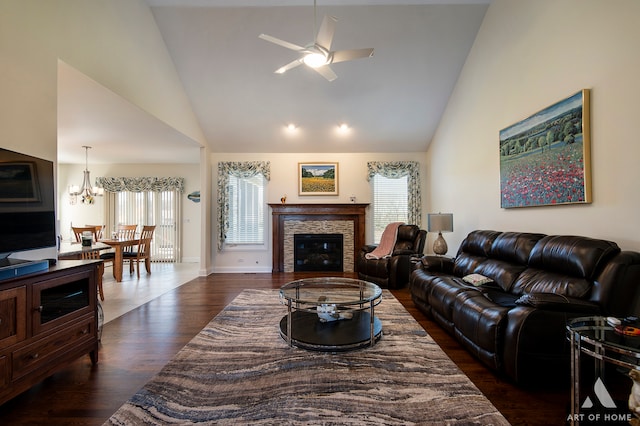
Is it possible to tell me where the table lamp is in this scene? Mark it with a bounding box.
[427,213,453,256]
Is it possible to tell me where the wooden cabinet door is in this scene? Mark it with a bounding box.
[31,270,94,336]
[0,286,26,349]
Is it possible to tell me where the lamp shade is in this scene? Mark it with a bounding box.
[427,213,453,233]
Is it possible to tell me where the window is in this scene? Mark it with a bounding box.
[217,161,270,250]
[226,174,265,245]
[367,161,421,243]
[372,174,409,242]
[112,190,180,262]
[97,176,184,262]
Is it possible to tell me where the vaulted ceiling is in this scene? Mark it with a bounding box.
[57,0,489,164]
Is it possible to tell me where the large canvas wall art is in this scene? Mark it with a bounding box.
[499,89,591,208]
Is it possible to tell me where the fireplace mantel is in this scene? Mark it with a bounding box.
[269,203,369,273]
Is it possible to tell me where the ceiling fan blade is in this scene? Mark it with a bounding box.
[316,15,337,50]
[312,65,337,82]
[331,48,374,64]
[259,34,305,51]
[275,58,303,74]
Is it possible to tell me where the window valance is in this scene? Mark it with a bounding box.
[95,177,185,193]
[367,161,422,226]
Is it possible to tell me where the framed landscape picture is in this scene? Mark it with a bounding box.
[0,162,40,202]
[499,89,591,208]
[298,162,338,196]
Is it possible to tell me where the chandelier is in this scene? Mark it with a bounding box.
[69,146,103,205]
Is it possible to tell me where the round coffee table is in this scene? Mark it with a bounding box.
[279,277,382,351]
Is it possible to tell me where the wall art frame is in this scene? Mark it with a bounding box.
[499,89,591,208]
[298,162,339,196]
[0,162,40,202]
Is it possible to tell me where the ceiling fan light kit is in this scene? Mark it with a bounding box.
[303,51,329,68]
[259,2,373,82]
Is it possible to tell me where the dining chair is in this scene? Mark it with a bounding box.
[72,226,98,243]
[100,224,138,267]
[85,225,105,241]
[116,224,137,240]
[81,249,104,301]
[124,225,156,278]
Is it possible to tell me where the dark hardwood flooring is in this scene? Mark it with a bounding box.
[0,272,598,425]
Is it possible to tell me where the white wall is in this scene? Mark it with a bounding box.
[428,0,640,253]
[211,152,427,272]
[58,163,201,262]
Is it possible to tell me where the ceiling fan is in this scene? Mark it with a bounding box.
[258,1,374,82]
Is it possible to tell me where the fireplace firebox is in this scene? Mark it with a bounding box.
[294,234,343,272]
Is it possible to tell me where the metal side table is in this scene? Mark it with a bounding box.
[567,316,640,425]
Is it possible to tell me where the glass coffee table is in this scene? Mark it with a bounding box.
[279,277,383,351]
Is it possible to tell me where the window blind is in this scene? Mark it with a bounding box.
[108,189,181,262]
[227,174,265,245]
[372,174,408,243]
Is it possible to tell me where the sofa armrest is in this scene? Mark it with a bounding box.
[393,249,416,256]
[420,255,455,274]
[361,244,377,254]
[515,292,601,314]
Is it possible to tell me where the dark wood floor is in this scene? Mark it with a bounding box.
[0,272,588,425]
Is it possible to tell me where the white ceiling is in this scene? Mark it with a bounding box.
[57,61,202,164]
[57,0,489,164]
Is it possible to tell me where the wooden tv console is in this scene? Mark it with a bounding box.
[0,260,100,405]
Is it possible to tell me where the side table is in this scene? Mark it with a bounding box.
[567,316,640,425]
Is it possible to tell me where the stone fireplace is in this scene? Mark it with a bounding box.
[294,233,343,272]
[269,204,368,273]
[287,222,351,272]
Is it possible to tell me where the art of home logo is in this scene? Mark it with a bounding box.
[567,377,633,424]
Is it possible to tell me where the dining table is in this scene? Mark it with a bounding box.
[99,237,144,282]
[58,240,112,259]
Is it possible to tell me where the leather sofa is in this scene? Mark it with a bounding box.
[409,230,640,385]
[357,224,426,289]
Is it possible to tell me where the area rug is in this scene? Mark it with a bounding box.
[105,289,510,425]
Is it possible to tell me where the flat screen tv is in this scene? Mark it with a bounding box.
[0,147,56,264]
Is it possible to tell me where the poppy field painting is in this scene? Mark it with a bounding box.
[499,89,591,208]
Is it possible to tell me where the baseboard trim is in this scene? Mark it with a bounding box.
[212,266,272,273]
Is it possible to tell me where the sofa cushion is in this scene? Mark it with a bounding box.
[491,232,546,265]
[394,225,419,252]
[453,230,501,277]
[453,232,545,292]
[453,291,510,371]
[427,276,475,334]
[474,260,527,292]
[511,268,593,297]
[511,235,621,298]
[527,235,620,279]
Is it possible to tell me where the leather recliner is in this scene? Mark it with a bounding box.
[357,224,426,289]
[410,230,640,385]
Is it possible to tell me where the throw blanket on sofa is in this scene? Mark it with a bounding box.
[366,222,403,259]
